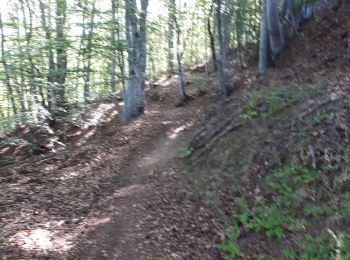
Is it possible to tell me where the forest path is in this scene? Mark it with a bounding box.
[0,72,218,259]
[67,76,216,259]
[73,121,193,259]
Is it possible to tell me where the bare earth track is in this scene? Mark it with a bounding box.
[0,73,221,259]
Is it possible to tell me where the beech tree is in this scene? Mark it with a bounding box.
[122,0,149,122]
[0,0,272,130]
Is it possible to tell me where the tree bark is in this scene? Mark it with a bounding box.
[123,0,149,123]
[0,13,19,131]
[207,4,217,72]
[266,0,285,61]
[55,0,68,110]
[258,0,268,79]
[215,0,227,100]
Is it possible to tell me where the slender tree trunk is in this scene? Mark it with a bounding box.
[167,0,175,73]
[20,0,43,107]
[215,0,227,99]
[207,5,217,72]
[39,0,56,111]
[82,0,96,104]
[235,3,243,70]
[55,0,68,110]
[110,0,117,101]
[172,3,188,104]
[258,0,268,79]
[0,13,19,131]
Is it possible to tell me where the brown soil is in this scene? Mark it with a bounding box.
[0,72,222,259]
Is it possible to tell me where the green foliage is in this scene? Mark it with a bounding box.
[339,234,350,259]
[240,91,259,120]
[235,198,290,240]
[240,83,312,121]
[312,112,328,125]
[218,225,241,260]
[179,147,194,159]
[265,164,319,196]
[303,203,332,219]
[283,235,333,260]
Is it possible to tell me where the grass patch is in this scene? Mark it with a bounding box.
[218,157,350,258]
[240,81,325,121]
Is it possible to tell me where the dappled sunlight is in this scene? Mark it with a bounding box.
[87,103,117,126]
[113,184,145,198]
[9,227,72,253]
[168,122,194,139]
[60,170,81,180]
[161,120,173,125]
[83,127,97,139]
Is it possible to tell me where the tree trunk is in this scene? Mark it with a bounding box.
[167,0,175,73]
[82,0,96,104]
[123,0,149,123]
[39,0,56,111]
[0,13,19,131]
[55,0,68,110]
[266,0,285,61]
[215,0,227,100]
[110,0,117,101]
[207,4,217,72]
[258,0,268,79]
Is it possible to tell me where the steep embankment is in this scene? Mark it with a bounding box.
[190,2,350,259]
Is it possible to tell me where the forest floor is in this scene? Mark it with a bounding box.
[1,2,350,259]
[0,71,223,259]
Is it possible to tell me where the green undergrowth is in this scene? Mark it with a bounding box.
[218,162,350,259]
[240,80,325,121]
[189,79,350,259]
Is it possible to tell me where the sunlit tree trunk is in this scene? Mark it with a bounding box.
[39,0,56,111]
[55,0,68,110]
[123,0,149,123]
[0,13,19,131]
[110,0,118,101]
[167,0,175,73]
[82,0,97,104]
[169,0,188,104]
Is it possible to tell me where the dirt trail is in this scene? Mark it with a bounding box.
[0,74,220,259]
[73,128,193,259]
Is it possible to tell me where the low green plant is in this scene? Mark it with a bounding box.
[312,112,328,125]
[303,203,332,219]
[283,235,333,260]
[179,147,194,159]
[339,234,350,259]
[240,91,259,120]
[234,198,290,240]
[218,224,241,260]
[265,164,319,196]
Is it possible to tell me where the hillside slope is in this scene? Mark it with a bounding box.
[190,2,350,259]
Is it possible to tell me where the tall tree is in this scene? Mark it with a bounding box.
[215,0,227,100]
[258,0,268,79]
[123,0,149,122]
[169,0,188,104]
[207,4,217,72]
[39,0,56,111]
[0,13,19,130]
[55,0,68,110]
